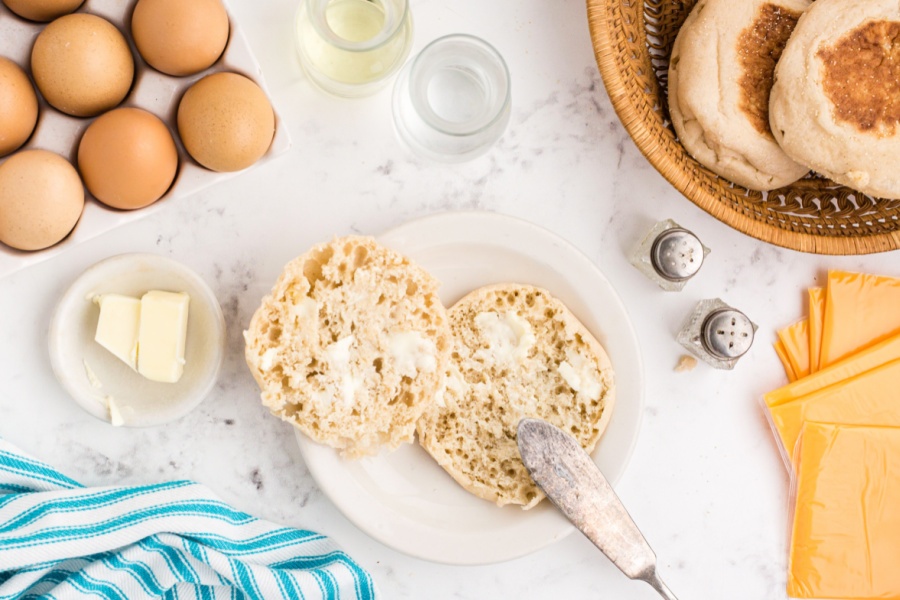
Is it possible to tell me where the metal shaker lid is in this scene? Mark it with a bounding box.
[701,308,755,359]
[650,228,705,282]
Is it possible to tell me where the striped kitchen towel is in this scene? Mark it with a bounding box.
[0,438,378,599]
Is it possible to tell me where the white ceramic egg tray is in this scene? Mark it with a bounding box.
[0,0,291,278]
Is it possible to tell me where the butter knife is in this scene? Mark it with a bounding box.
[517,418,679,600]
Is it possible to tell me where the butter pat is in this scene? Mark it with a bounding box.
[474,311,535,364]
[94,294,141,370]
[137,291,190,383]
[106,396,125,427]
[388,331,437,377]
[323,335,363,406]
[558,350,602,400]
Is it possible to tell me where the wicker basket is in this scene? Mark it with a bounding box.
[587,0,900,255]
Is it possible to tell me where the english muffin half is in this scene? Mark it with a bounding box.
[668,0,809,191]
[770,0,900,199]
[245,236,452,458]
[417,284,615,509]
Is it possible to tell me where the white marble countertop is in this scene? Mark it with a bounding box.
[2,0,899,598]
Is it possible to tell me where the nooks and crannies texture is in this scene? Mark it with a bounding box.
[245,236,452,458]
[417,284,616,509]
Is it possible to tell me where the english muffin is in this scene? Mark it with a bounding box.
[245,236,452,458]
[417,284,615,509]
[770,0,900,199]
[668,0,809,191]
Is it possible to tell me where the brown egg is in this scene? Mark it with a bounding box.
[0,150,84,251]
[78,107,178,210]
[177,72,274,172]
[0,57,38,157]
[2,0,84,22]
[31,14,134,117]
[132,0,230,77]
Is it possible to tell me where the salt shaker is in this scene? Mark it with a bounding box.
[677,298,757,369]
[631,219,710,291]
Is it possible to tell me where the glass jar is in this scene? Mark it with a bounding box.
[295,0,413,97]
[392,34,511,162]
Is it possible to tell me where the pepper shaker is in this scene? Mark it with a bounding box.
[677,298,757,369]
[630,219,710,291]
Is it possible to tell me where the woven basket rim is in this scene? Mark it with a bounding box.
[586,0,900,255]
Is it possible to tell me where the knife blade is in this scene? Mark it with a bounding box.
[517,418,679,600]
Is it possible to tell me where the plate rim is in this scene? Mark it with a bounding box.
[296,210,645,564]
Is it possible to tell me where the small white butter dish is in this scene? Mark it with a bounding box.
[49,254,226,427]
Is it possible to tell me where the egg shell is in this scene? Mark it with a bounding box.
[177,72,275,172]
[31,13,134,117]
[131,0,230,77]
[1,0,84,22]
[0,0,290,277]
[0,57,38,157]
[0,150,84,251]
[77,107,179,210]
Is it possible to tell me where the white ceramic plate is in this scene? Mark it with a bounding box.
[48,254,226,427]
[295,212,644,565]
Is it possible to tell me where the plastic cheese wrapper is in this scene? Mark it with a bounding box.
[788,422,900,599]
[819,270,900,369]
[764,330,900,468]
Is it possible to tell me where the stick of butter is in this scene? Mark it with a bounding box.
[94,294,141,370]
[137,291,190,383]
[93,290,190,383]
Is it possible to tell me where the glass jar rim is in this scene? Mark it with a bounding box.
[409,34,511,137]
[307,0,410,52]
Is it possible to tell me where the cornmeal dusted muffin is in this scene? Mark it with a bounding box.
[668,0,809,190]
[770,0,900,199]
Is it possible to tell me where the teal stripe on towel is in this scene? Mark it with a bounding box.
[0,438,378,600]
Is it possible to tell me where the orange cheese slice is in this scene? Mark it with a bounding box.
[777,319,809,380]
[807,287,824,373]
[774,339,797,382]
[820,270,900,369]
[767,356,900,461]
[788,422,900,599]
[766,330,900,409]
